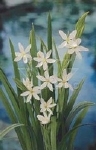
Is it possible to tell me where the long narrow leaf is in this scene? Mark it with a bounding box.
[67,107,89,150]
[65,102,94,128]
[53,39,62,77]
[47,13,53,77]
[9,39,20,80]
[65,79,84,117]
[51,117,57,150]
[75,12,89,38]
[0,69,20,114]
[0,123,24,140]
[0,88,17,122]
[59,123,96,150]
[29,24,38,84]
[47,13,52,51]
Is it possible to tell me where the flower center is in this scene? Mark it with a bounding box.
[44,103,48,109]
[63,80,66,83]
[43,58,46,62]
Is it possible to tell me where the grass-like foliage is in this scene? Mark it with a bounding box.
[0,12,94,150]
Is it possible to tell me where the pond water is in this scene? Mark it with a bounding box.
[0,1,96,150]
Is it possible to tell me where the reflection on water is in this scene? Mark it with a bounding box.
[0,1,96,150]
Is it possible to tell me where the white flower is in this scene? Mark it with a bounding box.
[37,112,51,124]
[33,50,56,70]
[14,43,32,63]
[21,82,40,102]
[40,97,56,114]
[22,77,32,89]
[67,39,88,59]
[37,71,57,91]
[57,69,73,90]
[58,30,77,48]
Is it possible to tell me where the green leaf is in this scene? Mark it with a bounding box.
[67,53,76,73]
[14,78,26,91]
[9,39,26,115]
[29,24,38,86]
[0,88,27,150]
[75,12,89,38]
[67,107,89,150]
[0,123,24,140]
[9,39,20,80]
[65,101,94,128]
[42,126,51,150]
[40,38,48,53]
[27,103,37,134]
[51,117,57,150]
[47,13,53,77]
[30,24,37,57]
[59,123,96,150]
[47,13,52,51]
[0,88,17,122]
[65,79,84,117]
[61,53,70,71]
[0,68,20,115]
[53,39,62,77]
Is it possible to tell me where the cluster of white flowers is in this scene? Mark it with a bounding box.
[59,30,88,59]
[14,30,88,124]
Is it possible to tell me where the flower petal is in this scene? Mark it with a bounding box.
[25,44,31,52]
[23,56,28,63]
[33,93,40,100]
[14,56,22,62]
[47,59,56,63]
[46,50,52,59]
[76,38,81,45]
[37,115,44,122]
[18,43,24,53]
[21,91,30,96]
[59,30,67,40]
[76,51,82,59]
[58,41,67,48]
[47,97,52,105]
[44,71,49,79]
[64,82,69,88]
[41,82,47,89]
[34,57,42,62]
[57,82,63,88]
[78,46,88,51]
[33,86,41,94]
[26,94,32,102]
[37,51,44,58]
[36,62,43,68]
[69,30,77,39]
[66,72,73,81]
[43,62,48,70]
[47,83,53,91]
[50,75,58,83]
[68,48,75,54]
[15,52,21,56]
[37,75,46,81]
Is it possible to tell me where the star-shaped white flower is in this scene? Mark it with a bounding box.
[21,80,40,102]
[37,71,57,91]
[58,30,77,48]
[40,97,56,114]
[33,50,56,70]
[57,69,73,90]
[22,77,32,89]
[37,112,51,124]
[67,39,88,59]
[14,43,32,63]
